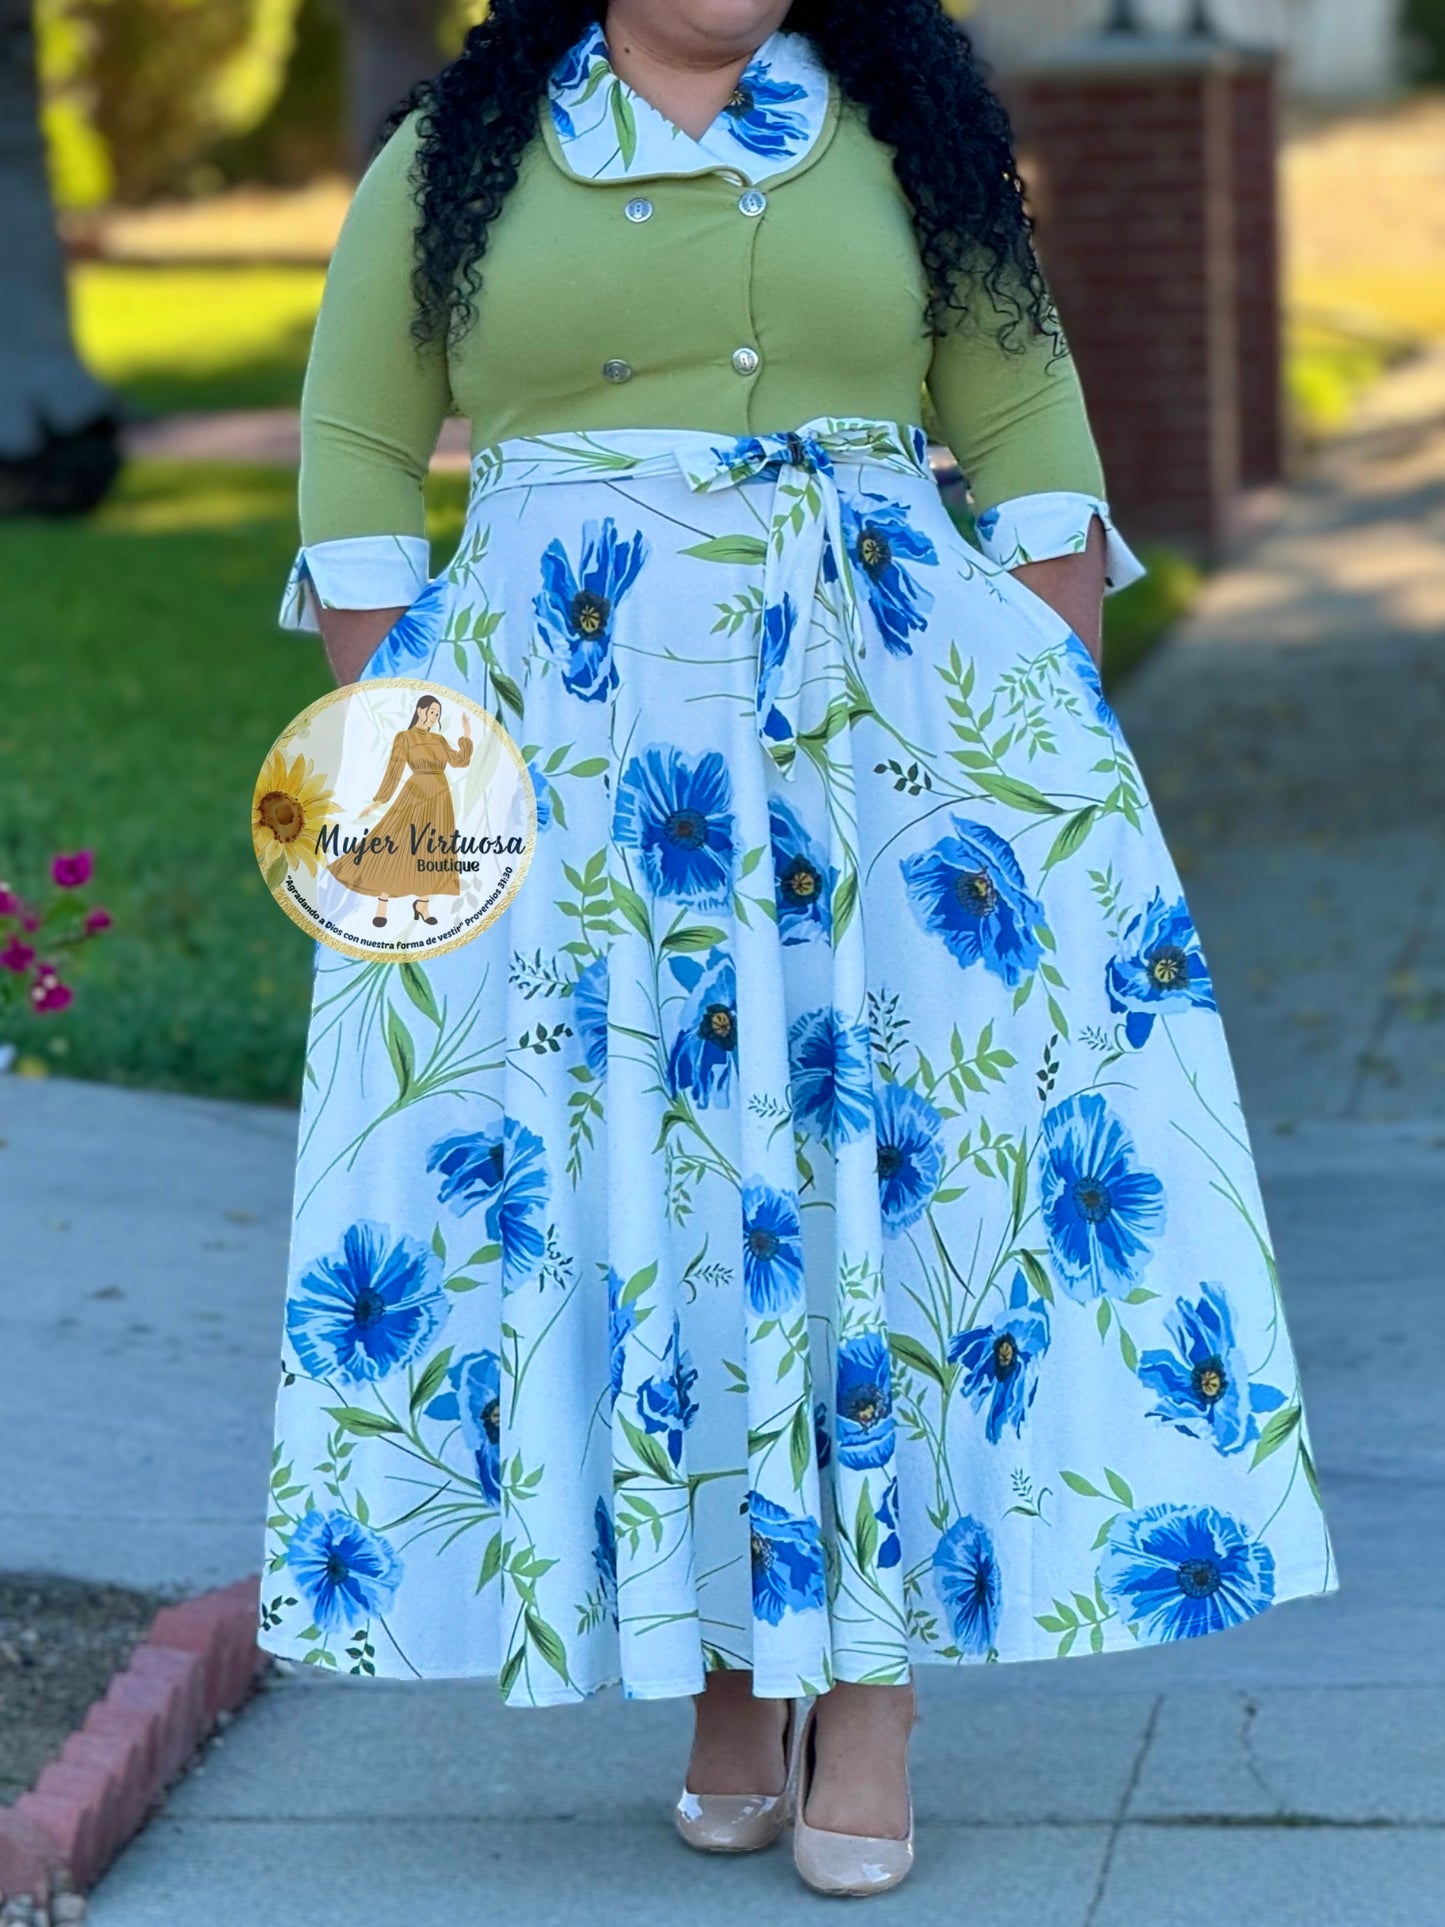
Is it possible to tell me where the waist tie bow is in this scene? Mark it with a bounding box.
[675,419,933,781]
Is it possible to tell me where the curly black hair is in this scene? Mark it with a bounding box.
[382,0,1053,355]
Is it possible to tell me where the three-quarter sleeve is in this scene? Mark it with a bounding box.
[924,270,1145,593]
[280,111,453,631]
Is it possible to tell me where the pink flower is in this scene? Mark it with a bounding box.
[84,906,113,934]
[0,884,20,917]
[19,910,39,933]
[30,977,73,1013]
[52,850,94,889]
[1,937,35,973]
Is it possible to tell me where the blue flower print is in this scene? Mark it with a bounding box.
[900,816,1045,988]
[524,757,555,833]
[721,58,810,161]
[287,1221,449,1385]
[948,1271,1051,1443]
[839,491,938,657]
[613,745,736,907]
[1138,1281,1287,1455]
[548,29,600,138]
[875,1474,902,1569]
[1099,1504,1276,1642]
[757,593,797,744]
[572,953,608,1078]
[427,1116,550,1289]
[1063,628,1122,734]
[974,506,1000,544]
[770,794,835,944]
[363,576,448,678]
[424,1349,502,1501]
[534,517,648,702]
[666,946,737,1107]
[835,1331,896,1470]
[788,1006,872,1145]
[286,1508,402,1637]
[1106,891,1217,1048]
[593,1496,618,1619]
[813,1399,832,1471]
[1037,1093,1165,1302]
[635,1316,699,1466]
[749,1492,826,1624]
[873,1080,945,1235]
[932,1516,1001,1658]
[741,1179,805,1314]
[606,1266,635,1405]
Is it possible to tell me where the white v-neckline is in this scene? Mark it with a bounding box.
[546,17,833,186]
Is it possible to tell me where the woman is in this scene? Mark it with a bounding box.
[326,693,474,927]
[264,0,1336,1896]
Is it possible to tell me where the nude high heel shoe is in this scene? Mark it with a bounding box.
[791,1695,915,1897]
[674,1694,804,1854]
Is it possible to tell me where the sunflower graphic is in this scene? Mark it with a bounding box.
[253,750,338,889]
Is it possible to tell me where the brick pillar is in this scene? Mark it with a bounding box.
[1229,50,1283,488]
[1004,34,1280,560]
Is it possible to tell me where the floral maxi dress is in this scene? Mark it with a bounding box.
[259,414,1338,1700]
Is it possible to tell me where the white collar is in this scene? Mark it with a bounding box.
[546,17,834,185]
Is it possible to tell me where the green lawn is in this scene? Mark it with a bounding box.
[0,460,1179,1103]
[71,265,323,416]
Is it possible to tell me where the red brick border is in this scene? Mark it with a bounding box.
[0,1574,269,1903]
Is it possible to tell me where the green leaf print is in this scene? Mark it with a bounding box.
[681,534,769,565]
[888,1332,946,1389]
[410,1346,454,1414]
[611,879,652,943]
[854,1482,879,1570]
[832,868,859,945]
[789,1401,812,1491]
[1042,805,1103,873]
[323,1406,405,1438]
[1252,1403,1302,1468]
[384,1006,415,1098]
[661,923,727,953]
[398,962,442,1028]
[609,83,637,165]
[970,771,1064,817]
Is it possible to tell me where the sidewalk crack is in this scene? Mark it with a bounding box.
[1083,1692,1162,1927]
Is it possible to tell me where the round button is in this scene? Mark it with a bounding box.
[738,189,767,217]
[623,197,653,223]
[602,358,633,383]
[730,345,761,376]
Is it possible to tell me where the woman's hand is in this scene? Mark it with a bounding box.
[316,607,410,685]
[1009,513,1107,666]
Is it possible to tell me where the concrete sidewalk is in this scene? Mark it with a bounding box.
[5,345,1444,1924]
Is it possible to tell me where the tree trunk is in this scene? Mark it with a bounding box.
[338,0,447,168]
[0,0,121,516]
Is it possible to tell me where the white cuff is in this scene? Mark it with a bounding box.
[973,491,1147,595]
[278,535,432,633]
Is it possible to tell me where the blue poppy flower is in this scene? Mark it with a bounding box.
[770,794,835,944]
[741,1179,805,1313]
[523,757,554,833]
[635,1316,699,1466]
[1138,1281,1287,1455]
[287,1221,449,1385]
[749,1492,826,1624]
[788,1006,873,1145]
[613,745,736,907]
[534,516,648,702]
[839,491,938,658]
[593,1496,618,1618]
[427,1116,550,1290]
[813,1398,832,1471]
[900,816,1045,987]
[1037,1094,1165,1302]
[1106,891,1217,1047]
[1063,628,1122,733]
[873,1080,945,1234]
[932,1516,1001,1657]
[666,946,737,1107]
[721,59,811,160]
[974,506,1001,544]
[835,1331,896,1470]
[757,593,797,744]
[285,1508,402,1636]
[549,29,600,138]
[362,576,449,679]
[424,1349,502,1501]
[606,1266,635,1405]
[875,1474,902,1569]
[572,953,608,1078]
[1099,1504,1276,1642]
[948,1271,1051,1443]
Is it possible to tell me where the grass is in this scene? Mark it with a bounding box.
[1,459,1184,1102]
[0,462,467,1104]
[70,264,323,416]
[1286,310,1420,440]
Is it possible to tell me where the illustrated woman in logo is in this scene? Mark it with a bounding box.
[328,693,473,927]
